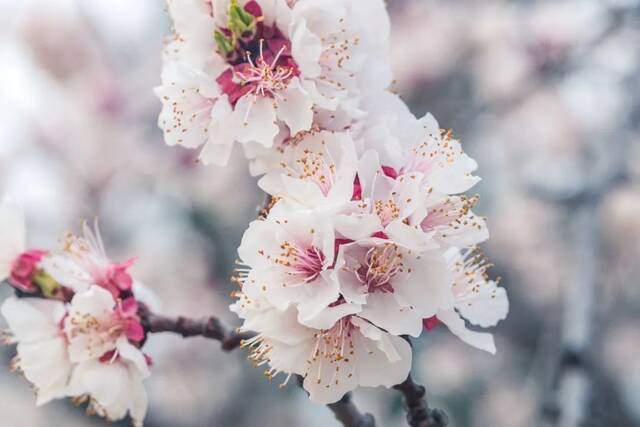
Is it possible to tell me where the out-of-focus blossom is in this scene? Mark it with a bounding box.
[0,201,153,427]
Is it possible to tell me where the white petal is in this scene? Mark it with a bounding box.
[385,220,438,252]
[333,214,381,240]
[437,210,490,247]
[392,253,453,318]
[438,309,496,354]
[233,96,279,146]
[276,79,313,135]
[359,293,423,338]
[69,286,115,316]
[199,96,235,165]
[39,255,92,293]
[1,298,65,342]
[155,64,218,149]
[302,302,361,330]
[17,337,71,405]
[457,282,509,328]
[117,338,151,378]
[291,20,322,78]
[350,318,412,387]
[429,153,481,195]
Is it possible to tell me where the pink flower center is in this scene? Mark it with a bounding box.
[67,296,144,360]
[356,244,403,294]
[96,259,135,299]
[274,241,326,283]
[420,196,478,233]
[215,3,299,106]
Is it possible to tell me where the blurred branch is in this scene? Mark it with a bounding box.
[394,375,449,427]
[141,309,255,351]
[327,392,376,427]
[540,203,599,427]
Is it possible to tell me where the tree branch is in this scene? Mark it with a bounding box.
[140,309,255,351]
[394,375,449,427]
[327,392,376,427]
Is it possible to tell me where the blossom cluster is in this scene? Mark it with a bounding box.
[157,0,509,404]
[0,201,153,426]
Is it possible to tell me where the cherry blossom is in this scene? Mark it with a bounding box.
[156,0,391,166]
[231,292,411,404]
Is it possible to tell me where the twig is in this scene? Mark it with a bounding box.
[327,392,376,427]
[394,375,448,427]
[141,309,255,351]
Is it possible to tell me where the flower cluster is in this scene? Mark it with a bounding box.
[0,201,153,426]
[158,0,509,404]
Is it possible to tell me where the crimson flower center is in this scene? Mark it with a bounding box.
[356,245,403,293]
[215,7,299,107]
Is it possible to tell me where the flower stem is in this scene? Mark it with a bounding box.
[141,309,254,351]
[394,375,448,427]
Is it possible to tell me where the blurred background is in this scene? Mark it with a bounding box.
[0,0,638,426]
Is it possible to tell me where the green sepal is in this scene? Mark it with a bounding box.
[214,30,235,55]
[33,271,60,298]
[227,0,257,41]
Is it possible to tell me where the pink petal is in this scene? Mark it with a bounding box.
[126,320,145,342]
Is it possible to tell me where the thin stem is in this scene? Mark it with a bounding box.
[326,393,376,427]
[141,309,255,351]
[394,375,448,427]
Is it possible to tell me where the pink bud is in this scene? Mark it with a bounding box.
[9,250,47,292]
[381,165,399,179]
[352,175,362,201]
[423,316,441,331]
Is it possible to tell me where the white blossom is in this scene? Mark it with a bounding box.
[236,209,339,324]
[155,0,391,166]
[335,238,453,337]
[435,248,509,354]
[1,297,71,405]
[231,293,411,404]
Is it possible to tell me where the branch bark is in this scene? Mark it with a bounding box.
[327,392,376,427]
[140,309,255,351]
[394,375,449,427]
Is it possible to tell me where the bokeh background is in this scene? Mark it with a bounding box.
[1,0,639,426]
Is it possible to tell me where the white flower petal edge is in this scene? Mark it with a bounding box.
[436,248,509,354]
[1,297,71,405]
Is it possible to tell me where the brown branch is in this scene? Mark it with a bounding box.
[140,309,255,351]
[326,393,376,427]
[394,375,448,427]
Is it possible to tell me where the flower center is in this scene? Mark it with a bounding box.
[275,241,325,283]
[214,1,299,106]
[67,311,126,357]
[420,195,478,232]
[281,147,337,196]
[355,244,403,293]
[403,129,461,175]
